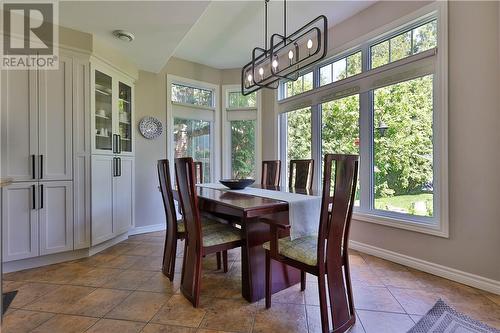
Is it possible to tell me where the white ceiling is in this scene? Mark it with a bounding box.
[174,1,375,69]
[59,1,210,72]
[59,1,375,72]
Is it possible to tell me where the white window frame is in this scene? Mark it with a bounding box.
[222,85,262,179]
[167,74,221,182]
[277,2,448,237]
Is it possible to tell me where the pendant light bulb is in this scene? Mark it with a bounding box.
[307,39,313,49]
[259,67,264,76]
[272,59,279,68]
[247,73,253,83]
[288,50,294,60]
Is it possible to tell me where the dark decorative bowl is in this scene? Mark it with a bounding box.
[219,179,255,190]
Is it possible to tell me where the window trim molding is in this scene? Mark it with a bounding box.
[277,1,449,238]
[166,74,221,182]
[221,85,262,179]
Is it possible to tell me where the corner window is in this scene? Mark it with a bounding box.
[171,83,214,108]
[168,77,219,182]
[173,119,211,181]
[223,87,260,179]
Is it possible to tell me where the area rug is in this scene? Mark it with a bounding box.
[408,299,500,333]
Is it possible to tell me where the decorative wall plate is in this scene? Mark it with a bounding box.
[139,116,163,139]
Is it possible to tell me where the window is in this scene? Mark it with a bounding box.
[371,20,437,69]
[282,72,313,99]
[173,118,211,181]
[231,120,256,178]
[223,87,260,179]
[373,75,434,217]
[321,95,360,205]
[168,76,220,182]
[171,83,214,107]
[277,5,447,236]
[285,107,312,180]
[228,91,256,108]
[320,52,362,86]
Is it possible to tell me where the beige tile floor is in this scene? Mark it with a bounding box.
[2,231,499,333]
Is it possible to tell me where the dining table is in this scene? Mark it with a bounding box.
[193,183,318,303]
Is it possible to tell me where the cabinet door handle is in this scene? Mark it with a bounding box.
[32,184,36,210]
[117,157,121,177]
[118,135,121,154]
[39,155,43,179]
[39,184,44,209]
[32,155,36,179]
[112,157,116,177]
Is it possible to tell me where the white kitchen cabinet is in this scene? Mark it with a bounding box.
[91,155,114,245]
[1,61,73,182]
[113,157,134,235]
[91,155,134,246]
[0,70,38,181]
[91,62,134,156]
[39,181,73,256]
[2,182,39,261]
[90,61,135,246]
[1,54,78,263]
[38,56,73,181]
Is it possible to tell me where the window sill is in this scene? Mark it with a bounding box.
[352,211,449,238]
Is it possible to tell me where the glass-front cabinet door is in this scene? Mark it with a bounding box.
[94,70,113,151]
[118,82,132,153]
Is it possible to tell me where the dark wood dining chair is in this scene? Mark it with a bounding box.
[158,159,226,281]
[261,160,281,186]
[175,157,243,307]
[263,154,359,333]
[289,159,314,190]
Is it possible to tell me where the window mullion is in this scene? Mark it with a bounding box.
[311,104,321,192]
[359,90,373,212]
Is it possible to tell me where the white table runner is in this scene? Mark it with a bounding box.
[197,183,322,240]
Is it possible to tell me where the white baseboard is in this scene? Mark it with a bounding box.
[3,249,89,273]
[89,232,129,256]
[3,233,130,273]
[349,240,500,295]
[128,223,165,236]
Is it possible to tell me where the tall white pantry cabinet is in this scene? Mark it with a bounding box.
[0,51,135,267]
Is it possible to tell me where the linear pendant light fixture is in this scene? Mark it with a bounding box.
[241,0,328,95]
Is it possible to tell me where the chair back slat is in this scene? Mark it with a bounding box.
[174,157,202,245]
[289,159,314,190]
[261,160,281,186]
[317,154,358,329]
[194,161,203,184]
[157,159,178,276]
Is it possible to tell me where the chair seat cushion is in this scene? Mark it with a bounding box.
[202,223,241,247]
[263,236,318,266]
[177,217,219,234]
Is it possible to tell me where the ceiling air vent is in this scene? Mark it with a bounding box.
[112,30,135,42]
